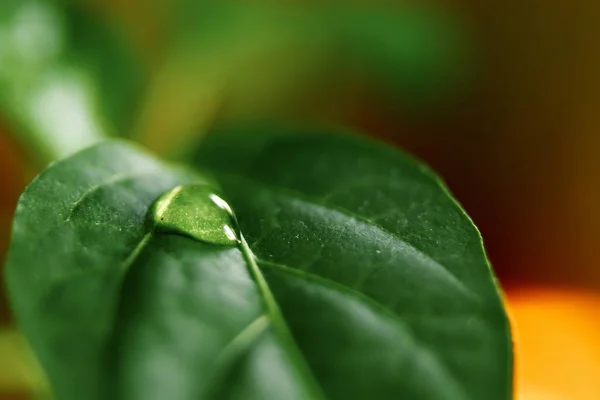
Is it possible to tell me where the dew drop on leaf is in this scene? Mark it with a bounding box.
[148,184,239,245]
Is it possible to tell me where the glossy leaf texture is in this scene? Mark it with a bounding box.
[6,133,512,400]
[194,128,513,399]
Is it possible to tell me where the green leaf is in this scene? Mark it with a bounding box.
[6,132,512,400]
[194,128,513,399]
[0,0,143,163]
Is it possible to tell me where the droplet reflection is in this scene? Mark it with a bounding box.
[149,184,239,245]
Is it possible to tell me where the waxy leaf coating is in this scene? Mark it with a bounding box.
[6,132,512,400]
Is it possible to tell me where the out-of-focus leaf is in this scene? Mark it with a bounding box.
[0,327,49,395]
[0,0,144,163]
[330,5,472,105]
[63,6,144,136]
[135,2,471,156]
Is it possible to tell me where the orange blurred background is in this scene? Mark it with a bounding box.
[1,0,599,399]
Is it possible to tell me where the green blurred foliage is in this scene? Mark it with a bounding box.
[1,0,472,163]
[0,0,144,164]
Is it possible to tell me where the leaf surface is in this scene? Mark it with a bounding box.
[6,132,512,400]
[193,128,512,400]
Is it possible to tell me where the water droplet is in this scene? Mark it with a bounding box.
[148,184,239,245]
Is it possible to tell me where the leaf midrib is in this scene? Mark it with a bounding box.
[238,235,328,400]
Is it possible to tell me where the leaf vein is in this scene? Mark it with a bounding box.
[64,171,159,222]
[222,174,477,300]
[239,236,328,400]
[202,315,270,397]
[258,258,468,399]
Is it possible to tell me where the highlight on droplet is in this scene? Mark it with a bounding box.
[148,184,239,245]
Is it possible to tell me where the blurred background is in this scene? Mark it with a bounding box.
[1,0,599,399]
